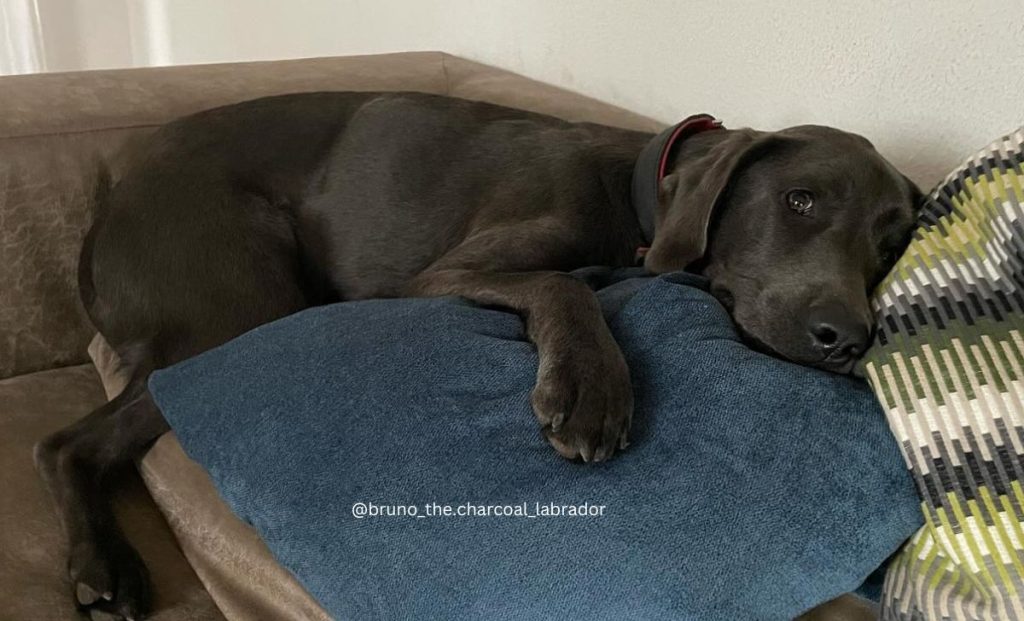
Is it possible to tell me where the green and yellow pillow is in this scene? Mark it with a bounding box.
[864,127,1024,620]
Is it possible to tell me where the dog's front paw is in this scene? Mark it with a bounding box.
[530,345,633,462]
[69,537,151,621]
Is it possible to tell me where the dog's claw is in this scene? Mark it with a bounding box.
[579,443,594,463]
[532,344,632,464]
[77,582,103,606]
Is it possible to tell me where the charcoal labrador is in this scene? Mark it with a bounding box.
[35,91,919,620]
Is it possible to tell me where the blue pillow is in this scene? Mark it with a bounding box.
[149,270,921,620]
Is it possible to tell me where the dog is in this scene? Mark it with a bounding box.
[35,91,919,620]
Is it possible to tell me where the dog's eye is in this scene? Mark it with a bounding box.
[786,189,814,215]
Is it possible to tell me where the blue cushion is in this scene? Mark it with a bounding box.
[149,270,922,620]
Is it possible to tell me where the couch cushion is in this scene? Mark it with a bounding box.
[0,364,223,621]
[0,128,149,380]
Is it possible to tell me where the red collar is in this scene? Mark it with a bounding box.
[630,114,724,260]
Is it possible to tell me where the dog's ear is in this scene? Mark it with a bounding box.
[645,129,769,273]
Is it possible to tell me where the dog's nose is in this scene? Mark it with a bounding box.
[807,305,872,362]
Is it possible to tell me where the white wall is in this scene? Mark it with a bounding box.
[9,0,1024,186]
[448,1,1024,187]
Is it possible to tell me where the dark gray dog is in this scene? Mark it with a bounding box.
[36,92,918,620]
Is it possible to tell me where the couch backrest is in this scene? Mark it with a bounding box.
[0,51,659,380]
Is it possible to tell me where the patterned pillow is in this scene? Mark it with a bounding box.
[864,128,1024,620]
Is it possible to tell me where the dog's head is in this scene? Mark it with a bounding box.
[644,125,920,373]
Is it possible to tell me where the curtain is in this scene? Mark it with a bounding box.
[0,0,45,74]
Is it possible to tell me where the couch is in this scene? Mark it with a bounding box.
[0,51,869,620]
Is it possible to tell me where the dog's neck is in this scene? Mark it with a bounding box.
[630,115,724,251]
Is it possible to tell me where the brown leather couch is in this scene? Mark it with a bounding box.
[0,51,661,620]
[1,51,871,620]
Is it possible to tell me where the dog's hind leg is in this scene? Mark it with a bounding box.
[35,353,168,621]
[52,178,316,618]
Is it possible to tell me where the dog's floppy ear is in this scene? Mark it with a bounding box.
[645,129,769,273]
